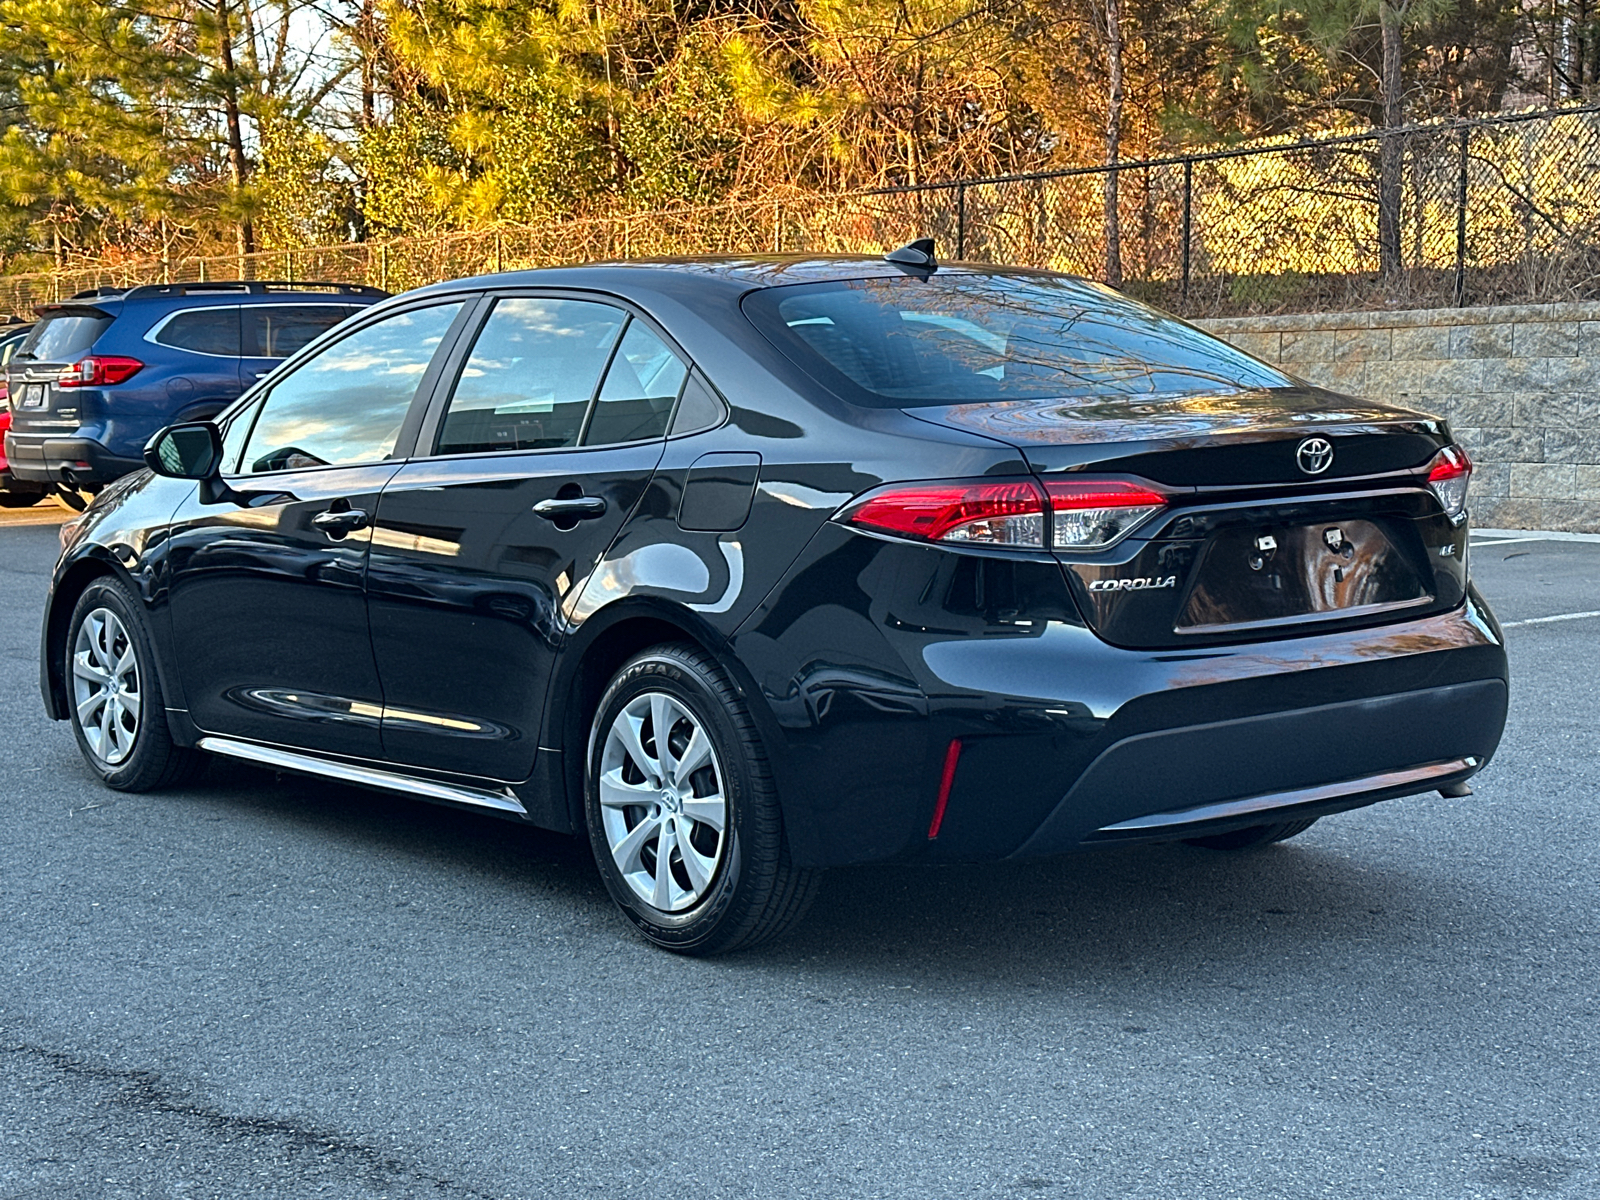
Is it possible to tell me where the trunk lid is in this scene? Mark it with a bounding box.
[906,387,1468,649]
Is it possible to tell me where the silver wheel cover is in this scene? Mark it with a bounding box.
[598,691,727,913]
[71,607,142,767]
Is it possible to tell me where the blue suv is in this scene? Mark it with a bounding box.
[3,281,385,503]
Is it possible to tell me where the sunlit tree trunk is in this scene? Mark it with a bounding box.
[1378,0,1403,281]
[215,0,255,259]
[1103,0,1124,287]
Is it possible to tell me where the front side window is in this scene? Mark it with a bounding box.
[153,308,241,356]
[436,298,626,455]
[247,305,360,359]
[742,273,1291,408]
[240,302,463,473]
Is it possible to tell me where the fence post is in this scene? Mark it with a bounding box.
[198,259,206,283]
[957,183,967,260]
[774,200,782,253]
[1181,157,1193,306]
[1454,127,1469,308]
[494,231,503,273]
[379,245,389,292]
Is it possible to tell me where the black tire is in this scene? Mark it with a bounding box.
[54,485,91,512]
[0,490,45,508]
[1183,817,1319,851]
[65,576,200,792]
[584,643,819,955]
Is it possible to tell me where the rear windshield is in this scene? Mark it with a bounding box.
[20,313,112,362]
[741,273,1290,407]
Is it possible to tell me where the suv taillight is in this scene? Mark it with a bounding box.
[1425,444,1472,521]
[838,478,1168,550]
[58,356,143,388]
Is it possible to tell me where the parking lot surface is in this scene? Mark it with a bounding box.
[2,503,1596,1199]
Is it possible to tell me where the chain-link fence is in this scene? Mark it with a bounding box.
[7,105,1600,319]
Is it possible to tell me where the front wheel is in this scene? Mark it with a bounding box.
[66,577,199,791]
[585,644,818,955]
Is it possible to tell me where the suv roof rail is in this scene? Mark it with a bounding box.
[69,287,130,299]
[119,280,389,301]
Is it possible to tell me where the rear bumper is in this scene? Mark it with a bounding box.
[3,432,143,485]
[932,595,1508,862]
[1013,679,1502,855]
[758,578,1509,868]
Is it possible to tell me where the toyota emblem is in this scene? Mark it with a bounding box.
[1296,437,1335,475]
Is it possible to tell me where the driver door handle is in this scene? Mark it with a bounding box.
[532,496,608,521]
[311,507,371,536]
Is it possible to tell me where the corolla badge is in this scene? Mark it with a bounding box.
[1296,436,1335,475]
[1088,575,1179,592]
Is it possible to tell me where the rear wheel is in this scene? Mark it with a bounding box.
[1183,817,1318,851]
[585,644,818,955]
[66,577,199,791]
[0,490,46,508]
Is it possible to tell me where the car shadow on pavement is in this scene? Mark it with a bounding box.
[155,756,1490,991]
[749,836,1489,989]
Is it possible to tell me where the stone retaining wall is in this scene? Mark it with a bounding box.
[1198,303,1600,532]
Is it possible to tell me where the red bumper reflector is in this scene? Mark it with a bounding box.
[927,738,963,839]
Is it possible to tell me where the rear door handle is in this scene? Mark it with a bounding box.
[311,507,370,536]
[532,497,608,521]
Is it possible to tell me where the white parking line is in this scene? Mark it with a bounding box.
[1472,528,1600,544]
[1500,610,1600,628]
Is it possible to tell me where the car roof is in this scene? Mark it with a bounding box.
[405,255,1055,303]
[33,281,386,319]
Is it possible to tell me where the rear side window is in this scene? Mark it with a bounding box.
[21,314,112,362]
[246,305,359,358]
[152,308,241,356]
[240,302,463,473]
[436,298,626,455]
[742,274,1290,407]
[587,322,687,445]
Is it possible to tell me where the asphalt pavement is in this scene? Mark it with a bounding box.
[2,501,1596,1199]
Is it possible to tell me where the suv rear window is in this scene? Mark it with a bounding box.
[21,314,112,362]
[154,308,241,356]
[741,273,1290,408]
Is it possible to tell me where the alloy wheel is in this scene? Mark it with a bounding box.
[71,607,142,766]
[598,691,727,913]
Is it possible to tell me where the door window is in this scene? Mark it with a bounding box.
[436,297,626,456]
[246,305,362,358]
[151,308,242,357]
[239,302,463,474]
[586,321,687,445]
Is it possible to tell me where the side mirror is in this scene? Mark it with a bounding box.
[144,422,223,480]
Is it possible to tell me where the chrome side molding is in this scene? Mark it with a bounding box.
[196,736,528,816]
[1096,756,1479,834]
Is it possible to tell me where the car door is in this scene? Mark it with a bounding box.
[239,303,364,389]
[164,300,470,758]
[365,294,685,781]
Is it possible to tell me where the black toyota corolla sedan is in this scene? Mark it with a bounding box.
[40,246,1509,953]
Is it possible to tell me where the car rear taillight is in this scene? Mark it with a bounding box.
[1043,480,1168,549]
[1425,444,1472,521]
[58,356,143,388]
[841,480,1048,547]
[838,477,1169,550]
